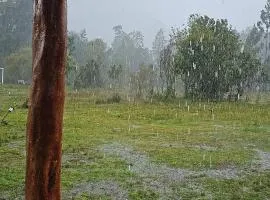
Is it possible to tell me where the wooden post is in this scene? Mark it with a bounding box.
[25,0,67,199]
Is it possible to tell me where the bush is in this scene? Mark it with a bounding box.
[21,98,29,109]
[107,93,121,104]
[95,93,121,104]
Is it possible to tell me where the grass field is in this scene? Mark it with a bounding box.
[0,85,270,199]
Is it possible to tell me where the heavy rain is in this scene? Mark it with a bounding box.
[0,0,270,199]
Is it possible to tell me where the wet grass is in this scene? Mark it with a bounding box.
[0,85,270,199]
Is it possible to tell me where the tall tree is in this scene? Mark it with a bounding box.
[5,46,32,83]
[0,0,32,64]
[259,0,270,63]
[174,14,260,100]
[111,25,152,88]
[26,0,67,199]
[160,39,177,97]
[152,29,166,92]
[73,38,107,89]
[152,29,166,65]
[68,30,89,66]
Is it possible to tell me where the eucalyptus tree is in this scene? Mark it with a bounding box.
[73,38,107,89]
[259,0,270,63]
[5,46,32,83]
[111,25,153,90]
[159,38,177,97]
[152,29,167,92]
[108,64,123,89]
[0,0,32,64]
[244,0,270,90]
[68,30,89,66]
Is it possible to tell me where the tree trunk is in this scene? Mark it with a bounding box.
[25,1,67,199]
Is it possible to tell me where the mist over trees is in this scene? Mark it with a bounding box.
[0,0,32,65]
[1,0,270,100]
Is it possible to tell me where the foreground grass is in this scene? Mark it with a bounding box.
[0,85,270,199]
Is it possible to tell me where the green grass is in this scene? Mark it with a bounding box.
[0,85,270,199]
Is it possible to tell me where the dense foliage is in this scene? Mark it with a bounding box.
[1,1,270,100]
[173,15,260,100]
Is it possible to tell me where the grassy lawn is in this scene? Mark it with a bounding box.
[0,85,270,199]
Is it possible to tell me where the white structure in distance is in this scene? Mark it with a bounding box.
[0,68,4,84]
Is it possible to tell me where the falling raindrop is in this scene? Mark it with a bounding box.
[201,45,204,51]
[239,68,242,75]
[213,45,216,52]
[190,40,192,46]
[212,113,215,120]
[215,71,218,78]
[241,45,245,53]
[193,62,196,70]
[187,71,190,77]
[200,36,203,43]
[200,73,203,80]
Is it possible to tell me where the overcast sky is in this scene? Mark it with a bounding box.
[67,0,266,48]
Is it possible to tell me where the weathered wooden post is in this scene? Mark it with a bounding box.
[25,0,67,199]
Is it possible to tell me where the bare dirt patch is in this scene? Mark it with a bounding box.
[101,143,241,198]
[66,180,128,200]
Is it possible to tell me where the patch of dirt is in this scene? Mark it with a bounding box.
[161,143,219,151]
[204,167,238,179]
[254,149,270,170]
[67,180,128,200]
[102,143,238,180]
[7,140,24,149]
[101,143,239,199]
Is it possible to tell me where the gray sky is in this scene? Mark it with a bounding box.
[67,0,266,48]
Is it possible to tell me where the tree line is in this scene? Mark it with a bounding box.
[1,0,270,100]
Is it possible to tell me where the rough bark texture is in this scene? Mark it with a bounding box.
[25,1,67,199]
